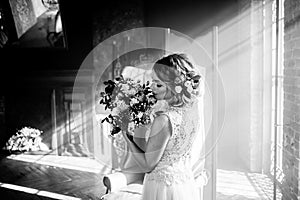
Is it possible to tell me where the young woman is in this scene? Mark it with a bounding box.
[122,53,203,200]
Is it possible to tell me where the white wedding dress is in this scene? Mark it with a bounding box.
[141,102,201,200]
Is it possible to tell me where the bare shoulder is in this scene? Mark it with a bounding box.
[153,114,169,126]
[149,114,170,137]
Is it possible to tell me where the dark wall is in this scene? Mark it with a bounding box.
[0,0,238,79]
[0,0,239,148]
[144,0,238,37]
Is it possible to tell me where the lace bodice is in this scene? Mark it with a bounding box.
[145,106,197,186]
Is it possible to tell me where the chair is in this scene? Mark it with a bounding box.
[46,10,64,47]
[100,171,144,200]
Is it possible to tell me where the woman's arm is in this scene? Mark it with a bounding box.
[132,124,151,152]
[122,114,171,173]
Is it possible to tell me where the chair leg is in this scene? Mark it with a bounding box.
[100,193,109,200]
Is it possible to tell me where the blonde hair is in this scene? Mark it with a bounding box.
[153,53,201,107]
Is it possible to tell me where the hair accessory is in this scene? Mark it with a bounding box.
[184,80,193,93]
[175,85,182,93]
[174,77,181,84]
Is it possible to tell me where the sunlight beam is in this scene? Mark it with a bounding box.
[0,182,81,200]
[7,154,111,174]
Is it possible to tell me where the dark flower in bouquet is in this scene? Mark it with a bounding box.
[99,75,157,136]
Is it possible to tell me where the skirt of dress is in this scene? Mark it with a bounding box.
[141,177,201,200]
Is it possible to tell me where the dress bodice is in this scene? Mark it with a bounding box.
[145,106,197,186]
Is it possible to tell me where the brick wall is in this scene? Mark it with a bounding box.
[282,0,300,199]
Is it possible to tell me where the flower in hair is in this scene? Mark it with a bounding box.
[184,80,193,93]
[174,74,185,84]
[184,80,192,87]
[175,85,182,93]
[174,77,181,84]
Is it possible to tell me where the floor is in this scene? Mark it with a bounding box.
[216,154,283,200]
[0,152,284,200]
[217,169,283,200]
[0,153,110,200]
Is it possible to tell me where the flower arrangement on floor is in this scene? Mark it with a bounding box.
[5,127,45,153]
[99,75,157,136]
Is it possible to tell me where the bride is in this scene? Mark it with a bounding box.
[122,53,203,200]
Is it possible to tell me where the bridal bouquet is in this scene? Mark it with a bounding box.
[99,75,157,136]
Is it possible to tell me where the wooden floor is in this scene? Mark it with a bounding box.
[0,152,283,200]
[0,153,109,200]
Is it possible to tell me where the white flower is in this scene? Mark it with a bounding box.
[174,77,181,84]
[111,108,120,115]
[184,80,192,87]
[137,112,143,118]
[187,86,193,94]
[175,85,182,93]
[128,89,136,95]
[130,98,139,105]
[184,80,194,94]
[117,93,124,99]
[120,84,130,93]
[116,100,128,111]
[128,122,135,134]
